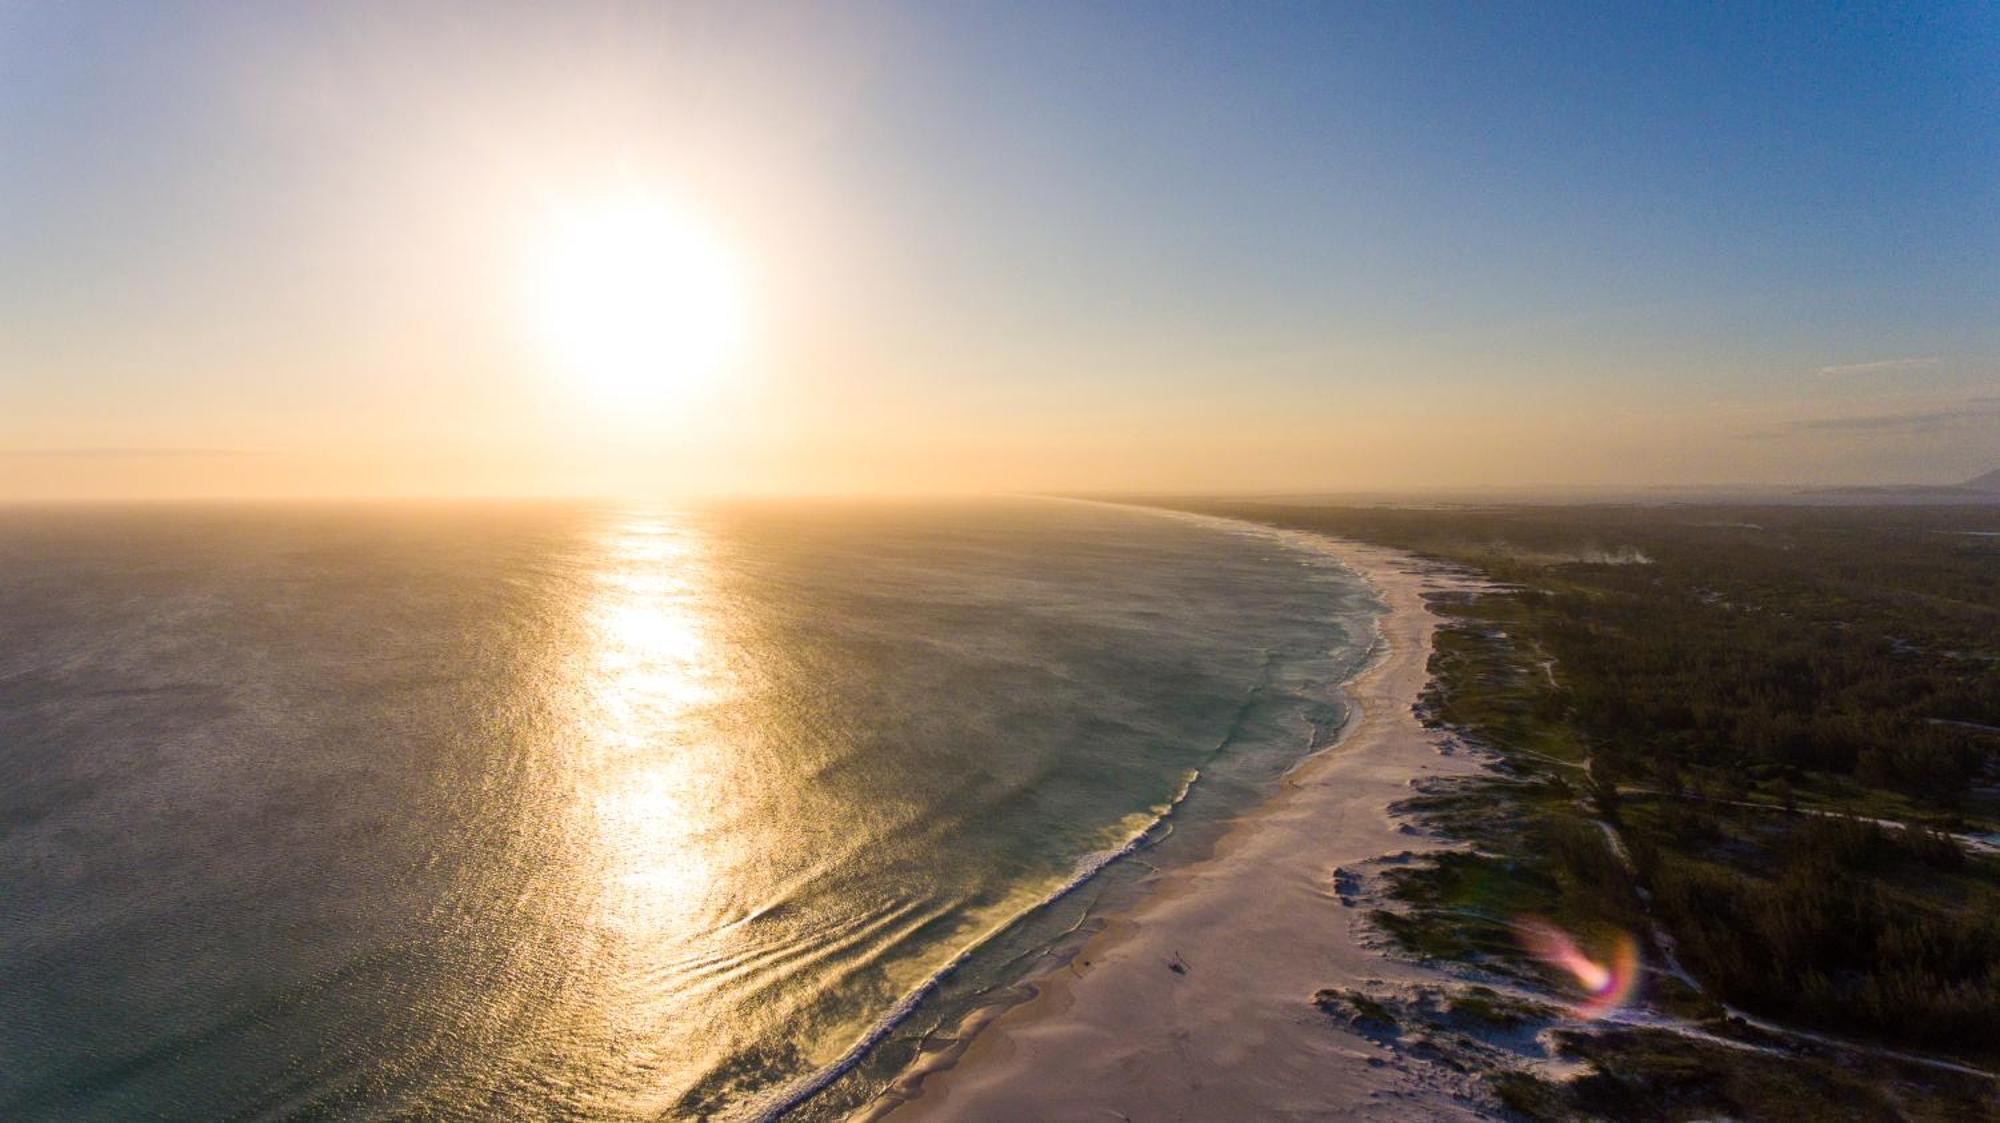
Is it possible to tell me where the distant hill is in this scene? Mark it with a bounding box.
[1801,467,2000,504]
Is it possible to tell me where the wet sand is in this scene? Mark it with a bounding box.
[874,540,1493,1121]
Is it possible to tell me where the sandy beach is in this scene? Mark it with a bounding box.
[874,539,1494,1121]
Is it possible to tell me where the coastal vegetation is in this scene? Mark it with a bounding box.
[1162,500,2000,1114]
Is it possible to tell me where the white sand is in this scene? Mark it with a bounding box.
[873,540,1495,1121]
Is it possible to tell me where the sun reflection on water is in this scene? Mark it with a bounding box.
[578,516,730,938]
[554,510,762,1117]
[557,511,946,1116]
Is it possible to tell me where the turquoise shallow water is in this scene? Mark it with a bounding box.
[0,498,1375,1120]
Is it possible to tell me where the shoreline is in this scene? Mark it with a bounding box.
[868,537,1494,1120]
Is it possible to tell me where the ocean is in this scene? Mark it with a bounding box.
[0,498,1378,1120]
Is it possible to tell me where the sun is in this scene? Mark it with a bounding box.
[529,196,747,411]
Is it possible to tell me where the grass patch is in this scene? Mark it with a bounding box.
[1446,986,1558,1031]
[1312,988,1400,1041]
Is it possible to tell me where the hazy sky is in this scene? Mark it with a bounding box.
[3,2,1996,499]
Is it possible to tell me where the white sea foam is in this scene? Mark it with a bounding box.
[743,767,1209,1122]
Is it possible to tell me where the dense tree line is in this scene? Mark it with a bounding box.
[1639,815,2000,1050]
[1173,501,2000,808]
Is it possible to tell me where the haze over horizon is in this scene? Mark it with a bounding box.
[3,2,1996,501]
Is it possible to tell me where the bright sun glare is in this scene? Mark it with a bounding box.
[531,197,747,411]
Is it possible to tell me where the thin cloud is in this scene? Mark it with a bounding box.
[1737,396,2000,439]
[1815,356,1940,377]
[1791,397,2000,434]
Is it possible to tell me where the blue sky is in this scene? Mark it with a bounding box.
[1,2,1995,497]
[867,4,1996,369]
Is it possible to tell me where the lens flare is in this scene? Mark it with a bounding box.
[1515,918,1641,1018]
